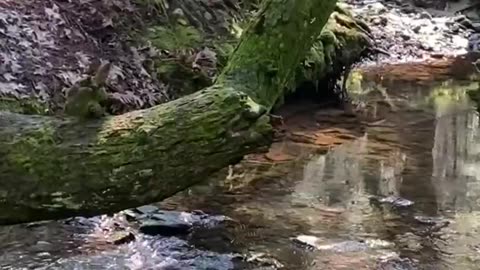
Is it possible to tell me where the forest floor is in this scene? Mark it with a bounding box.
[0,0,249,114]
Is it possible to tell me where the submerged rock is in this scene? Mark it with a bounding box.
[413,215,449,226]
[124,206,230,236]
[370,195,414,208]
[377,257,418,270]
[139,218,192,236]
[292,235,321,249]
[292,235,393,253]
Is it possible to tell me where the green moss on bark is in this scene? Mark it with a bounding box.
[0,0,345,225]
[217,0,339,109]
[0,87,272,224]
[0,97,50,115]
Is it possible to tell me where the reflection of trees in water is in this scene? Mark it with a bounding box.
[292,135,368,208]
[433,106,480,269]
[290,134,409,237]
[289,82,480,268]
[432,98,480,212]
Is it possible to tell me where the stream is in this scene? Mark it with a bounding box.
[1,56,480,269]
[2,0,480,267]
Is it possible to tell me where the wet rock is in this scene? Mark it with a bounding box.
[468,33,480,52]
[400,33,411,41]
[292,235,392,253]
[32,240,54,252]
[370,195,414,208]
[456,17,474,30]
[430,53,444,59]
[246,252,284,269]
[472,23,480,32]
[35,240,52,247]
[413,216,450,235]
[454,15,469,24]
[401,7,417,14]
[122,209,139,222]
[419,43,433,51]
[450,24,460,34]
[136,205,160,215]
[371,16,389,27]
[139,212,196,236]
[395,232,422,251]
[108,231,135,245]
[63,216,102,229]
[25,220,52,228]
[37,252,51,258]
[135,209,229,236]
[318,241,371,253]
[376,257,417,270]
[412,25,422,34]
[367,3,388,14]
[292,235,321,249]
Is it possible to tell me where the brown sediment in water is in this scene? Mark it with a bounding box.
[246,53,480,166]
[245,102,366,164]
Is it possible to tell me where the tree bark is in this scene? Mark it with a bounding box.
[0,0,338,225]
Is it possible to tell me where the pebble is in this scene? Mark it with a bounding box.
[373,16,388,26]
[400,33,411,41]
[450,24,460,34]
[412,25,422,34]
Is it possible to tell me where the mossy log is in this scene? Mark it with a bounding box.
[300,5,372,83]
[0,0,342,225]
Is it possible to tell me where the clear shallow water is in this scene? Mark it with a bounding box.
[2,70,480,269]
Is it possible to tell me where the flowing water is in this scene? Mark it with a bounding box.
[2,58,480,269]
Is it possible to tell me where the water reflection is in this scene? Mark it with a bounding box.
[3,72,480,269]
[163,78,480,269]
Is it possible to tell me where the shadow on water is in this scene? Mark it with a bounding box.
[2,55,480,269]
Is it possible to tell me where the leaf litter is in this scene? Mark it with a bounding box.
[0,0,248,114]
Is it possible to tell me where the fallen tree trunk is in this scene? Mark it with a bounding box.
[0,0,340,225]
